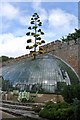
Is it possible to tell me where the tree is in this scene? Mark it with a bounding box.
[75,28,80,38]
[66,33,73,45]
[69,28,80,44]
[0,56,14,62]
[26,13,45,59]
[70,32,78,44]
[60,36,66,43]
[72,28,80,44]
[60,28,80,45]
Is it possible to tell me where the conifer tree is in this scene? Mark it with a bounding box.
[26,13,45,59]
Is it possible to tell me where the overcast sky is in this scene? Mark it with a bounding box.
[0,1,78,58]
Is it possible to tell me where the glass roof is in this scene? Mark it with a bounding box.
[2,54,79,93]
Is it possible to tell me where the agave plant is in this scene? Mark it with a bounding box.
[26,13,45,59]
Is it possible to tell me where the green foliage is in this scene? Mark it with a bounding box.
[44,101,70,110]
[74,84,80,100]
[72,99,80,120]
[26,32,30,36]
[39,50,44,54]
[61,85,74,103]
[26,46,29,49]
[39,101,80,120]
[57,82,66,93]
[39,108,53,119]
[2,56,9,62]
[33,33,40,37]
[32,105,42,113]
[28,26,31,30]
[75,102,80,120]
[38,29,41,32]
[61,28,80,44]
[26,13,45,59]
[61,84,80,103]
[39,101,73,120]
[31,32,34,35]
[44,101,56,109]
[27,39,32,43]
[41,40,45,43]
[29,46,33,49]
[1,56,14,62]
[41,31,44,35]
[36,37,41,40]
[39,46,44,50]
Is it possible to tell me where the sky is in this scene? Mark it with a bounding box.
[0,0,79,58]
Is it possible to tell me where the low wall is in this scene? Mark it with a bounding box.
[2,92,64,103]
[35,94,64,103]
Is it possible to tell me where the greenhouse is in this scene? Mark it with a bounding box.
[2,54,79,93]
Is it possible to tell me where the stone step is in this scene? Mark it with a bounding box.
[0,103,32,111]
[1,100,44,106]
[0,107,47,120]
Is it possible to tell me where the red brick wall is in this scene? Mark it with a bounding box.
[43,41,79,77]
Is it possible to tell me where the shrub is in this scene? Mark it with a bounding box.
[57,102,70,109]
[39,107,73,120]
[32,105,42,113]
[72,100,80,120]
[39,101,73,120]
[39,108,53,119]
[45,101,56,109]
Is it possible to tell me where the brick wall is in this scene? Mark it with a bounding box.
[43,40,80,77]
